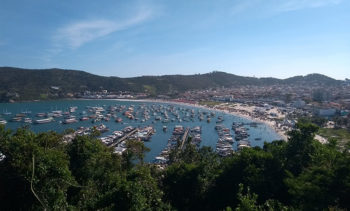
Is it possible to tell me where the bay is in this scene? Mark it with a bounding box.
[0,99,282,162]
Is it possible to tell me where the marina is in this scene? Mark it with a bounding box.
[0,99,282,162]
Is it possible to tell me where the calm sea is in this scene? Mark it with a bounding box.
[0,100,282,162]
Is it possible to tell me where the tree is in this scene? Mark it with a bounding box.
[0,126,73,210]
[235,184,260,211]
[285,122,319,175]
[66,135,123,209]
[123,139,150,167]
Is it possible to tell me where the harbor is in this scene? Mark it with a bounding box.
[0,99,281,162]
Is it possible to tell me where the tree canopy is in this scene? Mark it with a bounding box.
[0,123,349,210]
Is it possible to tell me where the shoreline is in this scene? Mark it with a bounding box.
[2,98,288,141]
[111,98,288,141]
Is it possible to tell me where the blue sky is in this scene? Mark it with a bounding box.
[0,0,349,79]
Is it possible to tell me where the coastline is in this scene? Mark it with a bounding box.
[1,97,288,141]
[112,98,288,141]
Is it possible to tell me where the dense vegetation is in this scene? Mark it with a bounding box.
[0,67,342,102]
[1,123,349,210]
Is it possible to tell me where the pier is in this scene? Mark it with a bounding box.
[109,128,139,147]
[180,127,190,150]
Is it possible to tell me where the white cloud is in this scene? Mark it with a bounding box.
[54,8,153,49]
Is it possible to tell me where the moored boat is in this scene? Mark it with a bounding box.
[63,118,78,124]
[24,118,32,124]
[80,116,89,121]
[34,117,53,124]
[11,117,22,122]
[0,119,7,125]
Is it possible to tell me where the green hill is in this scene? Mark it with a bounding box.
[0,67,342,102]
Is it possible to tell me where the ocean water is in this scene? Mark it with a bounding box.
[0,100,282,162]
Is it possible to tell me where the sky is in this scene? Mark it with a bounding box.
[0,0,349,79]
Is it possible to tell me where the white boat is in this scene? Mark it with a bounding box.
[36,113,46,117]
[34,117,53,124]
[24,118,32,124]
[11,117,22,122]
[3,109,12,115]
[69,106,78,113]
[63,118,78,124]
[0,119,7,125]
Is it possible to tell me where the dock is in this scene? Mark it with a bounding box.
[109,128,139,147]
[180,127,190,150]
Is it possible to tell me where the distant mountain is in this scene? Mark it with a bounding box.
[283,73,340,86]
[0,67,342,102]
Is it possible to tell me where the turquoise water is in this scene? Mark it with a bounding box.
[0,100,282,162]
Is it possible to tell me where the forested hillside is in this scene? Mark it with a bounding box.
[0,67,342,102]
[0,123,349,210]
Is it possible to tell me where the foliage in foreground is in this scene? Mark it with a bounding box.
[0,122,349,210]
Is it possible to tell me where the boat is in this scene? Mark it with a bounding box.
[96,124,109,133]
[237,140,251,150]
[63,118,78,124]
[216,116,224,123]
[122,126,134,133]
[215,124,234,156]
[3,109,12,115]
[80,116,90,121]
[69,106,78,113]
[10,117,22,122]
[36,113,46,117]
[21,110,32,114]
[52,111,63,117]
[24,118,32,124]
[113,131,124,138]
[0,119,7,125]
[162,118,169,123]
[249,122,259,127]
[34,117,53,124]
[15,113,26,117]
[163,126,167,132]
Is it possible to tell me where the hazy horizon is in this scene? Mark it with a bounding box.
[1,66,345,81]
[0,0,349,80]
